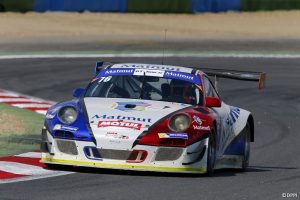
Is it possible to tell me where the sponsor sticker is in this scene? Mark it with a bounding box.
[92,114,152,123]
[105,132,129,140]
[54,124,79,132]
[158,132,188,139]
[98,120,142,130]
[164,71,201,85]
[116,64,182,72]
[193,125,211,131]
[97,68,135,77]
[192,115,202,125]
[98,76,112,83]
[133,69,165,77]
[112,102,151,112]
[192,115,209,130]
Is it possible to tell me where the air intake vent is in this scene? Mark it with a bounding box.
[154,147,183,161]
[98,149,132,160]
[84,147,147,162]
[56,139,78,155]
[54,131,75,139]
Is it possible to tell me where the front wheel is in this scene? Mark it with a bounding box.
[241,122,251,171]
[206,127,216,176]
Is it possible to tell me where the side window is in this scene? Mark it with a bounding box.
[203,76,219,98]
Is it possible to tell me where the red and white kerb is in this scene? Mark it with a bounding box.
[0,89,55,115]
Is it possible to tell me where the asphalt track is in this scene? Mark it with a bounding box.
[0,56,299,200]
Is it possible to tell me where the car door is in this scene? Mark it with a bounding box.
[202,75,232,157]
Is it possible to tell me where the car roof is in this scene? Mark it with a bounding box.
[110,63,196,74]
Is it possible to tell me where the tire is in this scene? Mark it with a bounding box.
[206,127,217,177]
[241,122,251,171]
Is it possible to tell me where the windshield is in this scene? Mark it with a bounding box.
[85,75,203,105]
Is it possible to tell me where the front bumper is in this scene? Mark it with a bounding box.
[41,130,209,174]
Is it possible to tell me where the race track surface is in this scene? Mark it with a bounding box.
[0,57,299,200]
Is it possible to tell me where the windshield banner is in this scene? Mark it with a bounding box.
[97,68,201,85]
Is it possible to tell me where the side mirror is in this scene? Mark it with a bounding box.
[205,97,221,108]
[95,61,103,75]
[94,61,113,75]
[73,88,85,98]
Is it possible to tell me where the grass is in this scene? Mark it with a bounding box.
[0,104,44,156]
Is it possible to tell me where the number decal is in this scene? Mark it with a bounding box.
[98,76,112,83]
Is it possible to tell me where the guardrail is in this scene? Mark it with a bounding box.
[0,0,299,13]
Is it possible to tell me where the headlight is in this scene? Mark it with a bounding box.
[58,106,77,125]
[169,114,190,132]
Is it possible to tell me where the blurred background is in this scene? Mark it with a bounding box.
[1,0,300,54]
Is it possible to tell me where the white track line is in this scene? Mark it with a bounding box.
[1,53,300,59]
[0,93,21,97]
[36,110,48,115]
[11,103,52,108]
[0,99,51,104]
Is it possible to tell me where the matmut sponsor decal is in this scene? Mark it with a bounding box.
[97,68,134,77]
[92,114,152,123]
[98,121,142,130]
[164,71,201,85]
[193,125,211,131]
[116,64,182,72]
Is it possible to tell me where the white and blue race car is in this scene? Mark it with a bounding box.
[41,62,265,176]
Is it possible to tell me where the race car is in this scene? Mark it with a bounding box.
[41,62,265,176]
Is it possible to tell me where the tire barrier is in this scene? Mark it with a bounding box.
[33,0,127,12]
[127,0,191,13]
[0,0,33,12]
[241,0,300,11]
[192,0,240,13]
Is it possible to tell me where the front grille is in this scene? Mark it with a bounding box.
[56,139,78,155]
[98,149,132,160]
[154,147,183,161]
[84,147,147,161]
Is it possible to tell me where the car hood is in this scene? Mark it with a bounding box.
[84,97,190,150]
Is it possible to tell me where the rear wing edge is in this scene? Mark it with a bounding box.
[201,68,266,90]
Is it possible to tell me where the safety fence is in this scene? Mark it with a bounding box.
[1,0,300,13]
